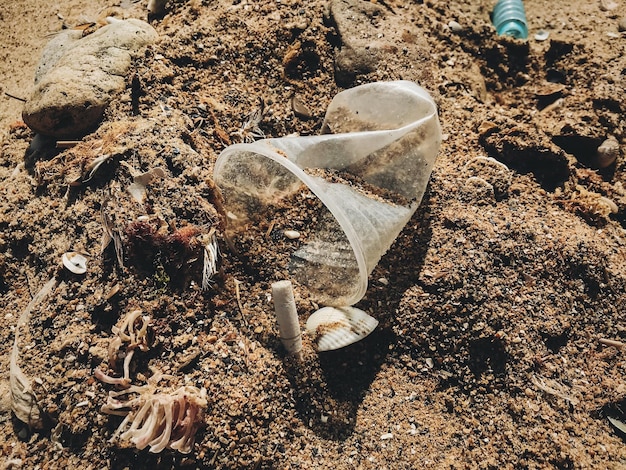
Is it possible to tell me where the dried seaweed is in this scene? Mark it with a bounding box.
[101,371,207,453]
[10,277,58,429]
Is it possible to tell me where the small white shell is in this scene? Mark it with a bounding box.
[305,306,378,351]
[62,252,87,274]
[127,182,147,204]
[534,30,550,41]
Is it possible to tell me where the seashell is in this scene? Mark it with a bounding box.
[305,306,378,351]
[128,167,166,204]
[148,0,168,15]
[62,252,87,274]
[534,30,550,41]
[462,156,512,201]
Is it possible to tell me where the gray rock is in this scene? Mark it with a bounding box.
[328,0,385,87]
[23,19,157,139]
[327,0,433,88]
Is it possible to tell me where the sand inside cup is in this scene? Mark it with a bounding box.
[216,81,441,305]
[227,164,410,305]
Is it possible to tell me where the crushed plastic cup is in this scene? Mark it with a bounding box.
[213,81,441,306]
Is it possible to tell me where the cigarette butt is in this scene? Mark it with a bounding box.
[272,280,302,356]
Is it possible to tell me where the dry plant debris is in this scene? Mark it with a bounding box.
[10,278,58,429]
[101,370,207,454]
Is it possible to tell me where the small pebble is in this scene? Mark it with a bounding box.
[381,432,394,440]
[290,95,313,120]
[618,17,626,32]
[600,0,618,11]
[284,230,301,239]
[534,30,550,41]
[448,20,463,33]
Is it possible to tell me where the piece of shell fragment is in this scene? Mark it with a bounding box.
[127,167,166,204]
[62,252,88,274]
[305,306,379,352]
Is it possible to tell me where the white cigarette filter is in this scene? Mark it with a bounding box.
[272,280,302,355]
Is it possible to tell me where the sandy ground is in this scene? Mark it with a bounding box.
[1,0,626,468]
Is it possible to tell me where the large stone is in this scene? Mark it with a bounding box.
[23,19,157,139]
[327,0,434,88]
[328,0,384,87]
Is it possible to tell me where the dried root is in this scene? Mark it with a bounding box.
[10,277,58,429]
[201,229,219,290]
[98,309,154,384]
[101,372,207,454]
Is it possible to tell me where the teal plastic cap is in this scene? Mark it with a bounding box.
[492,0,529,40]
[496,19,528,38]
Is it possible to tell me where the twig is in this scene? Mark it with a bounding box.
[599,338,626,349]
[5,92,26,102]
[531,375,579,406]
[265,220,276,239]
[209,449,220,466]
[24,271,33,300]
[56,140,81,149]
[233,278,248,327]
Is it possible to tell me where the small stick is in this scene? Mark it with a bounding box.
[94,368,131,388]
[209,449,220,467]
[5,92,26,102]
[599,338,626,349]
[265,220,276,239]
[234,278,248,327]
[271,280,302,357]
[56,140,81,149]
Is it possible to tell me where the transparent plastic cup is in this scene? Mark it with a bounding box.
[213,81,441,306]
